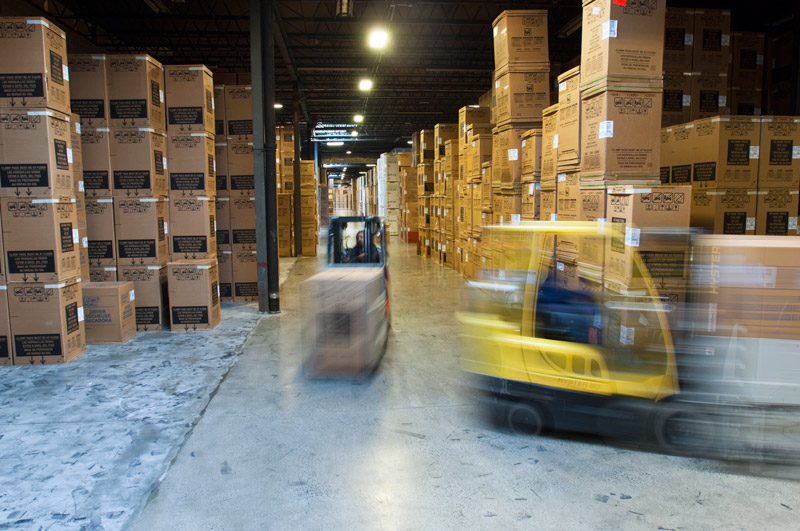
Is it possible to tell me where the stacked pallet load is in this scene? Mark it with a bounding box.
[434,123,457,267]
[399,153,418,243]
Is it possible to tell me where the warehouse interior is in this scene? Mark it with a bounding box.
[2,1,800,530]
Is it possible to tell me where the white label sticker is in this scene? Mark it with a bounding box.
[130,289,136,301]
[495,80,500,89]
[685,33,694,46]
[72,228,80,243]
[493,27,498,37]
[746,217,755,230]
[553,134,559,149]
[682,95,691,106]
[721,34,730,46]
[163,157,168,170]
[217,284,220,298]
[550,213,558,221]
[719,95,727,107]
[521,139,527,147]
[159,89,165,103]
[211,97,215,110]
[78,306,85,322]
[63,64,69,81]
[558,173,566,182]
[793,146,800,159]
[620,325,634,346]
[599,120,614,139]
[82,236,88,248]
[602,20,618,40]
[508,148,518,161]
[66,148,73,164]
[465,253,469,261]
[213,159,216,172]
[529,183,535,195]
[164,221,169,234]
[592,6,600,15]
[749,146,760,159]
[559,81,567,92]
[75,122,81,134]
[511,214,520,224]
[557,262,565,271]
[625,226,640,247]
[78,180,84,192]
[790,217,798,230]
[593,313,603,328]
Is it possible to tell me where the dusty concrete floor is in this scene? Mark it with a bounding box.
[129,243,800,531]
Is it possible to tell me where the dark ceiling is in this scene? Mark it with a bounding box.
[12,0,799,161]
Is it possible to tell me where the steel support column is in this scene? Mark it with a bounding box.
[293,84,303,256]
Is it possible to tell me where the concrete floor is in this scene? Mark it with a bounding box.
[127,242,800,531]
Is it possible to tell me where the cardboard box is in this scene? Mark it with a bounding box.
[663,122,695,185]
[82,281,136,344]
[729,88,762,117]
[118,264,168,331]
[0,17,70,114]
[81,128,113,197]
[169,196,216,260]
[213,85,226,138]
[69,55,110,129]
[491,10,549,69]
[298,193,317,223]
[756,189,799,236]
[493,65,549,125]
[419,129,435,163]
[300,227,317,256]
[458,106,491,151]
[580,0,665,90]
[223,85,252,137]
[107,54,165,131]
[492,124,529,185]
[214,142,228,196]
[604,185,691,289]
[520,128,542,177]
[0,109,74,198]
[278,225,292,257]
[556,66,581,165]
[110,128,168,197]
[539,188,556,221]
[167,131,216,196]
[691,116,760,189]
[231,245,257,302]
[578,187,609,282]
[580,85,662,180]
[690,72,729,120]
[521,181,540,220]
[759,117,800,189]
[662,71,692,127]
[691,188,757,235]
[663,8,695,69]
[229,196,255,248]
[164,65,215,135]
[692,9,731,72]
[9,278,85,364]
[227,139,254,196]
[299,160,316,191]
[89,266,117,283]
[434,123,458,159]
[0,286,10,365]
[215,197,231,249]
[555,170,580,221]
[469,136,493,182]
[731,32,765,89]
[167,258,221,331]
[217,249,233,300]
[85,198,116,267]
[542,104,558,181]
[1,197,80,283]
[114,197,169,266]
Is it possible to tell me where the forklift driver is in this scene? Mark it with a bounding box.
[343,230,366,263]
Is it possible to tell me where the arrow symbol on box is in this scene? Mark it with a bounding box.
[184,324,189,331]
[139,258,144,265]
[9,97,15,107]
[22,273,28,282]
[14,188,20,197]
[192,324,197,331]
[33,273,38,282]
[21,98,26,107]
[26,188,32,196]
[143,325,148,331]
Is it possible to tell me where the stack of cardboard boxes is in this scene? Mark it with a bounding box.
[433,124,457,267]
[399,158,418,243]
[0,17,86,364]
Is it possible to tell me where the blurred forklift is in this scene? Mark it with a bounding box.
[302,217,390,377]
[459,221,800,463]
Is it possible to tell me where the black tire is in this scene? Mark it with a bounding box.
[508,402,545,436]
[654,405,717,456]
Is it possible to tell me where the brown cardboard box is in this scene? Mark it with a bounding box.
[419,129,435,163]
[0,285,9,365]
[691,116,760,189]
[107,54,165,131]
[298,193,317,223]
[114,197,169,266]
[492,124,529,185]
[729,88,762,117]
[277,225,292,257]
[731,32,764,89]
[214,141,228,196]
[164,65,215,135]
[662,71,692,127]
[167,258,221,331]
[580,85,662,180]
[223,85,252,137]
[691,188,757,235]
[493,65,549,126]
[110,128,167,197]
[217,249,233,300]
[491,10,548,69]
[82,281,136,344]
[166,131,216,196]
[756,189,799,236]
[215,197,231,249]
[229,196,255,248]
[604,185,691,289]
[232,245,257,302]
[299,160,316,191]
[542,104,558,181]
[690,72,729,120]
[556,170,580,221]
[1,197,80,282]
[0,17,70,114]
[9,277,85,364]
[434,123,458,160]
[214,85,226,138]
[85,198,116,267]
[557,67,580,165]
[276,193,292,224]
[664,122,695,185]
[759,117,800,189]
[458,106,491,152]
[521,182,540,220]
[578,187,609,282]
[89,266,117,282]
[520,128,542,178]
[81,128,113,198]
[469,136,493,182]
[118,264,168,331]
[69,55,110,129]
[0,109,73,198]
[227,139,254,196]
[299,228,317,256]
[580,0,665,91]
[555,257,580,292]
[663,8,695,69]
[169,196,216,260]
[539,189,556,221]
[692,9,731,72]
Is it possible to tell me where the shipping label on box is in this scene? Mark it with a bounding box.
[0,17,70,114]
[110,128,168,197]
[69,55,110,129]
[107,54,165,131]
[82,280,136,345]
[169,196,216,260]
[165,65,215,135]
[9,278,85,365]
[114,197,169,266]
[168,259,221,331]
[118,264,168,331]
[85,198,116,267]
[0,109,74,197]
[167,131,216,196]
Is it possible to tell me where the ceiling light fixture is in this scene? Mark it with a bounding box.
[335,0,354,17]
[353,114,364,123]
[274,103,283,109]
[327,142,344,146]
[346,151,352,154]
[350,131,359,137]
[368,28,390,49]
[407,140,413,145]
[359,78,372,91]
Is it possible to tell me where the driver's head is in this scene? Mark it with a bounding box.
[357,230,364,244]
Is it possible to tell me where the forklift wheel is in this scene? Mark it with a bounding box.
[508,402,545,436]
[654,406,717,456]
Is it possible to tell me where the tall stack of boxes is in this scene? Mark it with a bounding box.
[298,159,318,256]
[0,17,86,364]
[434,124,457,267]
[399,157,418,243]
